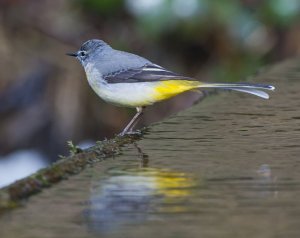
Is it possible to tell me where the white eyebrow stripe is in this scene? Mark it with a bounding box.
[142,67,169,72]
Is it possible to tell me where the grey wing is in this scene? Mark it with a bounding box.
[103,64,196,84]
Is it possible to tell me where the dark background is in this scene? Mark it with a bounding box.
[0,0,299,164]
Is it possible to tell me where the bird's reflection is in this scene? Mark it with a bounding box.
[133,142,149,166]
[255,164,278,198]
[84,164,196,233]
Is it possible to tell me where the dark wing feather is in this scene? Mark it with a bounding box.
[104,64,195,83]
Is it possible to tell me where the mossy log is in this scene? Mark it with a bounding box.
[0,133,142,214]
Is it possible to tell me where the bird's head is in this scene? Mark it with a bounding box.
[66,39,110,66]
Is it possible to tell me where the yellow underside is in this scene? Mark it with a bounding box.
[153,80,201,101]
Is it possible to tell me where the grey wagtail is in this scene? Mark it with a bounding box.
[67,39,275,135]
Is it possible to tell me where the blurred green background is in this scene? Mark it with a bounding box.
[0,0,299,169]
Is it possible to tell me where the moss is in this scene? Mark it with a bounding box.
[0,132,144,215]
[67,141,83,155]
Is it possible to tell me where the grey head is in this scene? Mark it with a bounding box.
[66,39,111,66]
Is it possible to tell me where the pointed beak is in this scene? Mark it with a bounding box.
[66,52,78,57]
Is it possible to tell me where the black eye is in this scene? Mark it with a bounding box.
[80,51,86,57]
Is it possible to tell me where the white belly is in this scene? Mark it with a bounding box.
[90,81,159,107]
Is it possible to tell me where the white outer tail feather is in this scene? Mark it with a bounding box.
[199,83,275,99]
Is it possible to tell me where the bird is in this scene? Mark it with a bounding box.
[67,39,275,135]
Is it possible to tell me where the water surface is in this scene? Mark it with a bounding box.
[0,61,300,238]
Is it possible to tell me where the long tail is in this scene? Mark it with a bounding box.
[198,82,275,99]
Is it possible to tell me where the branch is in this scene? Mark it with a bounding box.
[0,133,142,214]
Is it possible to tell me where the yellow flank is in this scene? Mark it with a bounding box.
[153,80,201,101]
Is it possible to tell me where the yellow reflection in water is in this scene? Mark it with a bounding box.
[127,168,196,199]
[143,169,196,213]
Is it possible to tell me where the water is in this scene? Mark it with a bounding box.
[0,61,300,237]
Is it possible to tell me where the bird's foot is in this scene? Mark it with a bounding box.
[118,130,143,137]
